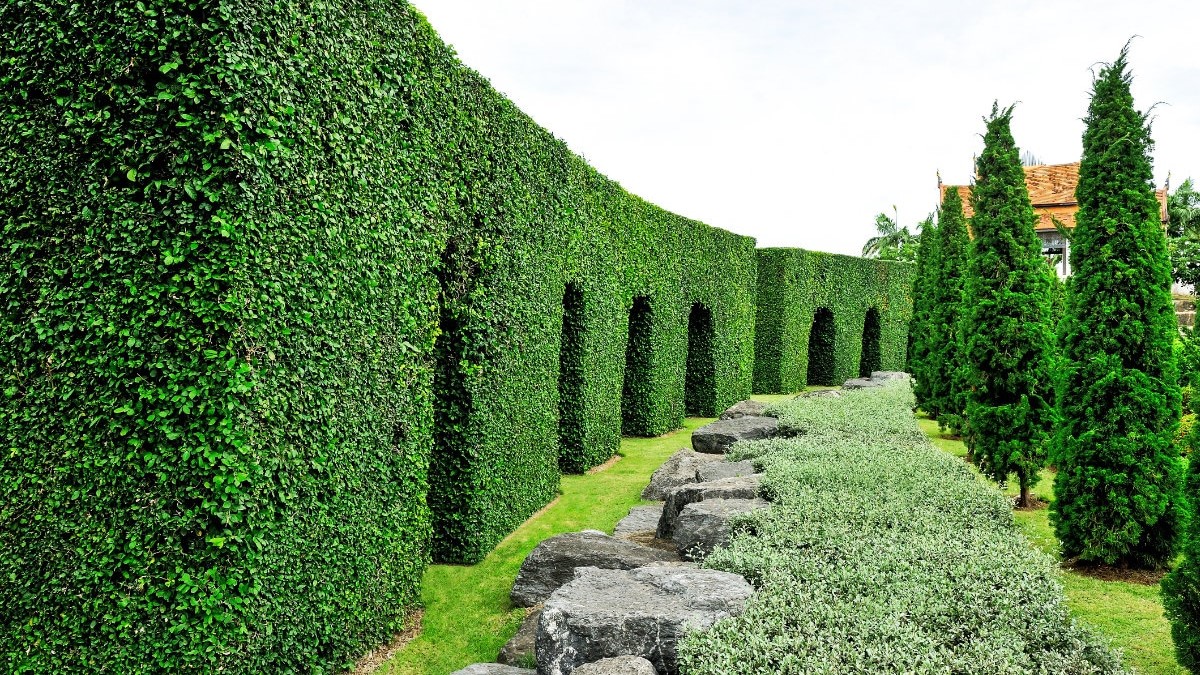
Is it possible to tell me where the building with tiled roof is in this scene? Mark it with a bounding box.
[940,161,1169,277]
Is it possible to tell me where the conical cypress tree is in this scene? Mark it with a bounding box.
[962,103,1056,508]
[1053,46,1183,569]
[909,220,941,412]
[928,186,972,430]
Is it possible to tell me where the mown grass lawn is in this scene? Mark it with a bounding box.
[917,415,1185,675]
[376,416,715,675]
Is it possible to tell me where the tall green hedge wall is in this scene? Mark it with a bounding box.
[1,2,908,672]
[753,249,914,393]
[0,2,759,671]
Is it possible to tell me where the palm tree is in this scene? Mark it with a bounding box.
[1169,178,1200,239]
[862,207,919,261]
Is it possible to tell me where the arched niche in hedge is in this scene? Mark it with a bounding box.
[558,282,588,472]
[807,307,836,386]
[859,307,882,377]
[622,295,655,436]
[428,244,474,562]
[685,302,717,416]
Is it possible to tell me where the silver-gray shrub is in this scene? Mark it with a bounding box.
[678,383,1125,674]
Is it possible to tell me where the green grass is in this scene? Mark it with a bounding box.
[917,413,1184,675]
[376,416,715,675]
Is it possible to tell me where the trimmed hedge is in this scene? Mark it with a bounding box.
[678,383,1125,674]
[753,249,913,393]
[1,1,909,670]
[0,2,759,672]
[2,2,443,672]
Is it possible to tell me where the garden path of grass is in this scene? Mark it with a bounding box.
[917,416,1184,675]
[375,415,716,675]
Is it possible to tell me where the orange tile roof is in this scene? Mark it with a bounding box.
[940,161,1168,232]
[1023,162,1079,205]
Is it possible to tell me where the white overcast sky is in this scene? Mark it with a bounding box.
[412,1,1200,255]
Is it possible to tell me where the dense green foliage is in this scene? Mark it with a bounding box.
[2,3,443,671]
[753,249,913,393]
[677,384,1124,674]
[0,3,760,671]
[926,187,972,431]
[961,104,1056,506]
[909,219,941,410]
[1051,48,1183,569]
[1164,456,1200,670]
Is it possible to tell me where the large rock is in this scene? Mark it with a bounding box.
[572,655,659,675]
[536,565,753,675]
[870,371,910,381]
[690,416,778,454]
[450,665,535,675]
[497,606,541,666]
[695,459,756,483]
[657,475,763,540]
[717,400,769,420]
[796,389,841,399]
[614,505,663,538]
[673,498,769,561]
[511,531,677,607]
[842,377,883,389]
[641,449,721,500]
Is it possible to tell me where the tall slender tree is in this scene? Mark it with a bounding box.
[961,103,1056,508]
[909,218,940,411]
[927,186,972,429]
[1052,46,1183,569]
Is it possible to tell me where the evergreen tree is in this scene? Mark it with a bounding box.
[927,186,972,429]
[909,219,940,412]
[1051,46,1183,569]
[961,103,1056,507]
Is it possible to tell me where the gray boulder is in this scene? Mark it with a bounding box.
[870,370,910,380]
[450,665,534,675]
[795,389,841,399]
[695,459,756,483]
[717,400,769,420]
[842,377,883,389]
[572,655,659,675]
[641,449,721,500]
[497,606,541,666]
[511,531,677,607]
[614,505,663,539]
[691,416,778,454]
[657,474,763,540]
[673,498,769,561]
[536,565,753,675]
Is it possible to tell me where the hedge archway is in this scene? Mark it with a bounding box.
[429,247,473,562]
[859,307,882,377]
[622,296,655,435]
[685,302,717,416]
[558,282,587,472]
[807,307,836,386]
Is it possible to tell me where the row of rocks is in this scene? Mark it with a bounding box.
[456,398,786,675]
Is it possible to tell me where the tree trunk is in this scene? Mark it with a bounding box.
[1018,479,1030,509]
